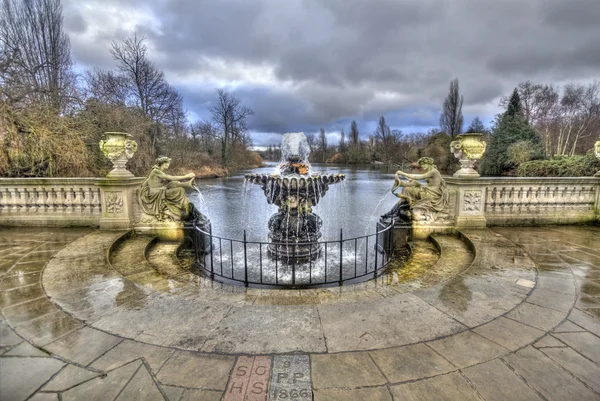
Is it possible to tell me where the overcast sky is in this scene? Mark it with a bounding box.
[63,0,600,146]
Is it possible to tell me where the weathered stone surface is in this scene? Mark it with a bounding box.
[115,364,164,401]
[156,350,234,390]
[15,312,83,346]
[311,352,386,389]
[179,389,223,401]
[504,346,598,401]
[0,318,22,346]
[506,302,567,331]
[552,332,600,364]
[161,385,184,401]
[553,320,586,333]
[568,308,600,337]
[0,272,41,291]
[3,297,59,326]
[44,327,122,366]
[90,339,174,373]
[533,335,565,348]
[61,360,141,401]
[42,364,101,391]
[0,357,65,401]
[370,343,455,382]
[462,359,543,401]
[428,331,508,367]
[0,284,44,308]
[389,372,481,401]
[541,346,600,393]
[313,386,392,401]
[5,341,49,357]
[526,288,575,312]
[474,317,544,350]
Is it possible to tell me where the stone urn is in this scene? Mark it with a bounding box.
[450,133,487,178]
[595,139,600,177]
[99,132,138,178]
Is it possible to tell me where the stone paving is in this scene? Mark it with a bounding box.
[0,225,599,400]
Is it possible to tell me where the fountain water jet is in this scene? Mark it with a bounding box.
[245,133,345,262]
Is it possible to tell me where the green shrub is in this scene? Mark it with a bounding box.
[517,151,600,177]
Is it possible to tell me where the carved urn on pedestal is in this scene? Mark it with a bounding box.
[99,132,138,178]
[450,133,487,178]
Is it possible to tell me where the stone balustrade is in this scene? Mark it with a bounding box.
[0,177,143,228]
[447,177,600,227]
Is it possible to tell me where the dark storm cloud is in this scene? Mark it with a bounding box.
[64,0,600,142]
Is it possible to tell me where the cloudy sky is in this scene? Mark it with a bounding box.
[63,0,600,146]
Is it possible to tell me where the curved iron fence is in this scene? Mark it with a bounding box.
[191,220,396,288]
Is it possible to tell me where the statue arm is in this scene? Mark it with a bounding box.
[399,170,435,181]
[155,170,195,182]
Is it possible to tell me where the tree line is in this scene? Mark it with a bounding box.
[0,0,260,177]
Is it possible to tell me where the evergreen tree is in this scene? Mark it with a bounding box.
[439,78,464,139]
[349,120,360,145]
[339,128,346,153]
[465,116,487,133]
[505,88,522,119]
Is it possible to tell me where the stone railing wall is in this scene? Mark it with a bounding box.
[447,177,600,227]
[0,177,144,229]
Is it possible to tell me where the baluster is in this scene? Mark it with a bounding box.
[48,188,56,213]
[36,188,45,213]
[13,188,22,213]
[65,187,74,213]
[73,187,82,214]
[23,188,31,213]
[56,188,65,213]
[82,187,91,214]
[508,187,515,213]
[499,187,506,214]
[525,187,532,213]
[491,187,498,213]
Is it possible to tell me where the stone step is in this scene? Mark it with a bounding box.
[109,235,155,277]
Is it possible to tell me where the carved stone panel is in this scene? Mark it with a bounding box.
[105,192,124,214]
[463,190,482,212]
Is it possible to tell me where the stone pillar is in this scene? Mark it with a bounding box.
[446,178,490,228]
[97,177,145,230]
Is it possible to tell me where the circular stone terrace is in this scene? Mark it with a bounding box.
[1,225,600,400]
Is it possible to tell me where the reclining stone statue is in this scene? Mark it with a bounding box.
[381,157,449,223]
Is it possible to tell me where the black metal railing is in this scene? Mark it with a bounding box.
[191,220,396,288]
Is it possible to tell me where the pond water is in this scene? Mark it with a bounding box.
[189,163,401,241]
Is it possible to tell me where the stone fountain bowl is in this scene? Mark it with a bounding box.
[245,173,345,188]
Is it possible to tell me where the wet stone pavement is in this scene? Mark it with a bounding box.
[0,226,599,400]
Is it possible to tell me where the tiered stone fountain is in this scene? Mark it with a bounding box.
[245,133,345,261]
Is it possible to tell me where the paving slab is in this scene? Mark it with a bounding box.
[5,341,49,357]
[42,364,101,391]
[90,339,174,373]
[541,346,600,393]
[503,346,599,401]
[269,355,310,401]
[161,385,185,401]
[427,330,508,368]
[568,308,600,337]
[526,287,575,312]
[389,372,482,401]
[505,302,567,331]
[473,316,544,350]
[0,318,22,346]
[179,388,222,401]
[44,327,122,366]
[532,335,565,348]
[0,272,41,291]
[462,359,544,401]
[61,360,141,401]
[14,312,83,346]
[0,356,65,401]
[553,320,586,333]
[311,352,386,389]
[3,297,60,326]
[370,343,455,382]
[156,350,234,390]
[115,364,164,401]
[552,331,600,364]
[313,386,392,401]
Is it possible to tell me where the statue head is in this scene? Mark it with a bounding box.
[417,157,435,170]
[155,156,172,169]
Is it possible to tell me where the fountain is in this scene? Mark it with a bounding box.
[245,133,345,262]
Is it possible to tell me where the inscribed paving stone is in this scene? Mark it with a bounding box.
[115,364,164,401]
[568,308,600,337]
[541,347,600,393]
[42,364,101,391]
[389,372,481,401]
[473,317,544,350]
[5,341,48,357]
[90,339,174,373]
[270,355,312,401]
[2,297,59,325]
[552,332,600,364]
[313,386,393,401]
[225,356,271,401]
[503,346,598,401]
[179,389,223,401]
[526,288,575,312]
[505,302,566,331]
[427,331,508,368]
[44,327,122,366]
[0,357,65,401]
[156,350,234,390]
[370,343,455,382]
[463,359,543,401]
[15,312,83,346]
[311,352,385,389]
[61,360,141,401]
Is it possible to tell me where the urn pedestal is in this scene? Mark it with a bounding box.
[595,139,600,177]
[450,133,487,178]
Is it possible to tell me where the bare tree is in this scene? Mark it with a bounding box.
[108,35,185,151]
[556,82,600,156]
[439,78,463,139]
[339,128,346,153]
[374,115,401,163]
[0,0,75,110]
[210,89,254,167]
[305,132,317,155]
